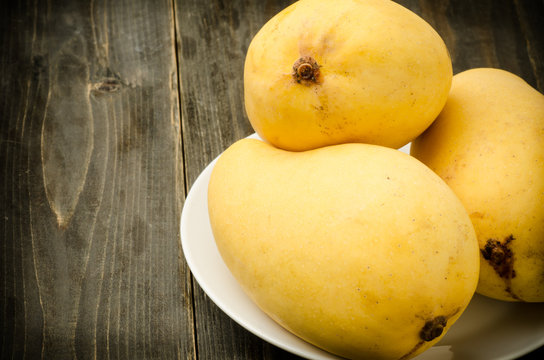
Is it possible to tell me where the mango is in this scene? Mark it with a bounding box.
[208,138,479,360]
[411,68,544,302]
[243,0,452,151]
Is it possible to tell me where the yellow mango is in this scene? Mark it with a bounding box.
[411,68,544,302]
[243,0,452,151]
[208,138,479,360]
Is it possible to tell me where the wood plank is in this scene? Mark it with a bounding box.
[175,0,302,358]
[0,0,195,358]
[401,0,541,89]
[513,0,544,92]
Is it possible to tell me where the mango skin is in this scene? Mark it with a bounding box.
[244,0,452,151]
[208,139,479,360]
[411,68,544,302]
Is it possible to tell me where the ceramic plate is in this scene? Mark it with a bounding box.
[180,134,544,360]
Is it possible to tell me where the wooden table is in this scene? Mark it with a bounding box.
[1,0,543,358]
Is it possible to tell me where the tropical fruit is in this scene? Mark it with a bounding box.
[208,138,480,359]
[244,0,452,151]
[411,68,544,302]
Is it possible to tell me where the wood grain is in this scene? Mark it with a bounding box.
[0,0,194,358]
[175,1,302,358]
[409,0,543,91]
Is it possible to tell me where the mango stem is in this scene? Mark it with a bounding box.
[293,56,320,84]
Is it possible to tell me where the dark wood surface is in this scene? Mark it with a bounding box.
[1,0,542,359]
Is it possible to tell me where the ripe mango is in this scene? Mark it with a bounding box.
[208,138,479,360]
[411,68,544,302]
[243,0,452,151]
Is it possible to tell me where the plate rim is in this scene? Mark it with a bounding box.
[180,135,544,360]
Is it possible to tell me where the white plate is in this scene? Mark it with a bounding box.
[180,134,544,360]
